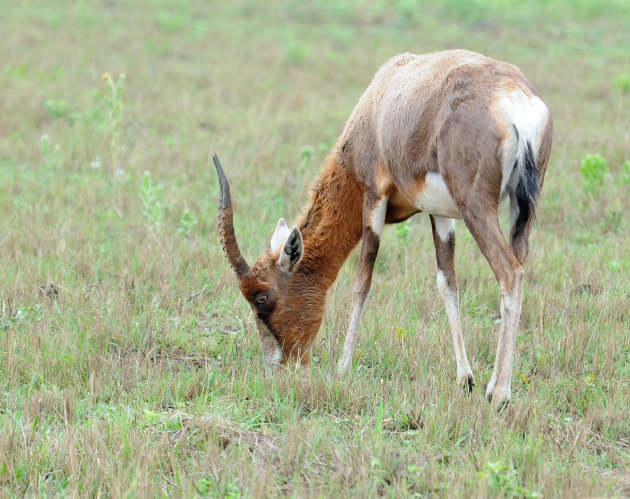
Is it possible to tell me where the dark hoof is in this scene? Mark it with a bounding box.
[463,376,475,395]
[486,392,510,413]
[496,400,509,413]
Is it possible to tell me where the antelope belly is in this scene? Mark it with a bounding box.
[412,172,462,219]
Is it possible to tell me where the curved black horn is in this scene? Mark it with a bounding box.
[213,154,253,279]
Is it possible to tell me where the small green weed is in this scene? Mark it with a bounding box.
[605,209,622,234]
[178,210,198,237]
[283,34,308,65]
[579,154,608,194]
[2,64,27,78]
[197,478,241,498]
[395,327,408,340]
[154,10,187,33]
[164,135,176,148]
[139,171,164,233]
[608,259,629,274]
[41,134,62,169]
[612,73,630,93]
[480,461,541,498]
[621,160,630,188]
[197,478,214,497]
[44,99,69,118]
[395,220,410,246]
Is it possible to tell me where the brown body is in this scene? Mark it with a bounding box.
[215,50,553,407]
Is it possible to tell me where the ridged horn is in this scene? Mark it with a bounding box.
[213,154,253,279]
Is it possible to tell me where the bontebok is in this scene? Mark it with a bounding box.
[213,50,553,407]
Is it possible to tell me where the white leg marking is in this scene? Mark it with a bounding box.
[437,270,473,385]
[338,297,367,374]
[433,216,455,242]
[485,271,524,405]
[369,196,388,237]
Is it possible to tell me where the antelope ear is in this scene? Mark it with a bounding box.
[277,226,303,273]
[270,218,290,251]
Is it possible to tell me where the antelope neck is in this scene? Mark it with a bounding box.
[296,156,365,291]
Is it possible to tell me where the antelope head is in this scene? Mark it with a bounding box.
[213,155,325,373]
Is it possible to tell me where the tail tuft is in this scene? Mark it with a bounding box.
[511,142,539,263]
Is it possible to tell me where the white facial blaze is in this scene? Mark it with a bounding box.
[270,218,291,251]
[254,317,283,373]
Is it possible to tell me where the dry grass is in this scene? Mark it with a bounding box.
[1,0,629,496]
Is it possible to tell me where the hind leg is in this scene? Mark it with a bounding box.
[457,206,525,408]
[430,215,474,392]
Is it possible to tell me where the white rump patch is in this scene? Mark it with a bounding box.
[492,88,549,196]
[270,218,290,251]
[413,172,461,219]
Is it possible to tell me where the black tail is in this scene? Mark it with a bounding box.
[511,141,540,263]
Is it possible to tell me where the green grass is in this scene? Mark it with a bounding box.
[1,0,629,496]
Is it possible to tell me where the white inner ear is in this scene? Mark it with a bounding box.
[270,218,290,251]
[277,226,304,273]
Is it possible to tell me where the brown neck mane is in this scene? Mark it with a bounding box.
[297,155,365,290]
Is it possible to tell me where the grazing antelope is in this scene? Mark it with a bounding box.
[214,50,552,407]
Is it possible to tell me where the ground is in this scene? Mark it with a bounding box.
[1,0,629,496]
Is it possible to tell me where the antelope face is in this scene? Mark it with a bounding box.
[213,156,324,373]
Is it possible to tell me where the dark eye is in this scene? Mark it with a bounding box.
[255,294,268,305]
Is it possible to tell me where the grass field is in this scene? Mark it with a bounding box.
[1,0,629,496]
